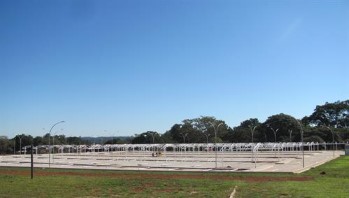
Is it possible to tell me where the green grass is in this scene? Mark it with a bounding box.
[1,156,349,197]
[0,168,241,198]
[236,156,349,198]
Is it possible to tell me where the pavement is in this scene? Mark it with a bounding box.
[0,150,344,173]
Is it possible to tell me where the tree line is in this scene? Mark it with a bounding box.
[132,99,349,144]
[1,99,348,154]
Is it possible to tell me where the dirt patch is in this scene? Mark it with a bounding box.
[132,182,154,193]
[0,169,313,183]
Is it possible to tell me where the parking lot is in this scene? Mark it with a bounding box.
[0,149,344,173]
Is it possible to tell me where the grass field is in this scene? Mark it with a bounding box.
[0,156,348,197]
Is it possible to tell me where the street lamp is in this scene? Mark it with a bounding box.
[325,126,335,158]
[210,122,223,169]
[249,125,257,143]
[181,133,188,143]
[143,134,147,143]
[204,133,210,144]
[102,130,107,145]
[115,131,118,144]
[267,125,279,143]
[17,135,23,155]
[52,128,63,163]
[145,132,157,154]
[150,132,156,144]
[151,132,158,154]
[296,120,304,168]
[288,129,293,142]
[48,121,65,168]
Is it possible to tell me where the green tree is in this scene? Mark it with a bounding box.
[160,131,175,143]
[167,116,229,143]
[13,134,33,152]
[167,122,199,143]
[131,131,160,144]
[104,137,129,144]
[33,136,44,146]
[0,136,13,154]
[66,136,83,145]
[260,114,301,142]
[306,100,349,127]
[228,118,261,143]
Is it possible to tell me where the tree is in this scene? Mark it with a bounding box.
[51,134,66,145]
[260,114,301,142]
[66,136,83,145]
[13,134,33,152]
[167,124,183,143]
[42,133,50,145]
[228,118,261,143]
[166,116,229,143]
[0,136,13,154]
[131,131,160,144]
[179,122,199,143]
[306,100,349,127]
[160,131,175,143]
[104,137,129,144]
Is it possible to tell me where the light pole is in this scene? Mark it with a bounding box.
[288,129,293,142]
[17,135,23,155]
[249,125,257,143]
[325,126,335,158]
[48,121,65,168]
[99,130,107,145]
[113,130,119,144]
[52,131,58,154]
[210,122,223,169]
[181,133,188,143]
[204,133,210,144]
[296,120,304,168]
[150,132,156,154]
[150,132,156,144]
[52,129,62,163]
[267,125,279,143]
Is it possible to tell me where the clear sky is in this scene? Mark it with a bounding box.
[1,0,348,138]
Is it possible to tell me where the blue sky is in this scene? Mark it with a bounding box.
[1,0,348,138]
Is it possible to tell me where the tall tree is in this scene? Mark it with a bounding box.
[306,100,349,127]
[260,114,301,142]
[0,136,13,154]
[166,116,229,143]
[182,116,229,143]
[131,131,160,144]
[13,134,33,152]
[229,118,261,143]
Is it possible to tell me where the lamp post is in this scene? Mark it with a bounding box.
[249,125,257,143]
[52,131,58,155]
[143,134,147,143]
[204,133,210,144]
[52,129,62,163]
[210,122,223,169]
[48,121,65,168]
[296,120,304,168]
[267,125,279,143]
[17,135,23,155]
[325,126,335,158]
[113,130,119,145]
[150,132,157,154]
[288,129,293,142]
[267,124,279,158]
[150,132,156,144]
[181,133,188,143]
